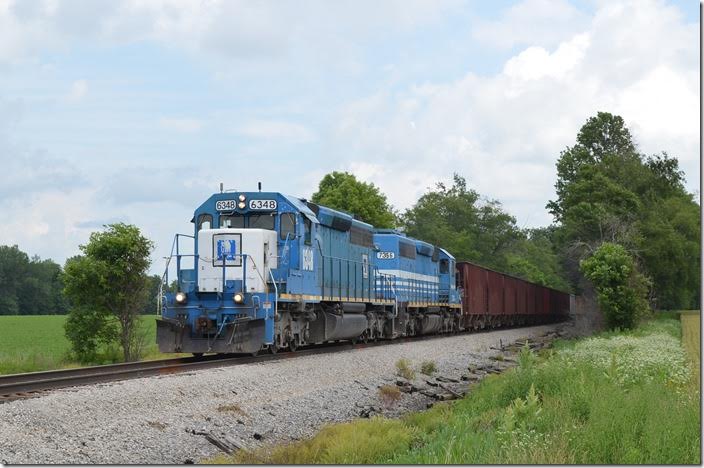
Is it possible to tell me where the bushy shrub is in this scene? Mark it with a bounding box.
[63,306,118,363]
[580,242,650,329]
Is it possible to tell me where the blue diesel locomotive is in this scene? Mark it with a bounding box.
[157,188,461,355]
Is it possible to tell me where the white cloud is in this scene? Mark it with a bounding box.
[0,0,464,64]
[503,33,590,82]
[66,78,87,101]
[472,0,589,49]
[331,0,698,226]
[158,117,202,133]
[236,120,315,143]
[1,188,96,263]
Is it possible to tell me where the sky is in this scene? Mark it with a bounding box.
[0,0,699,275]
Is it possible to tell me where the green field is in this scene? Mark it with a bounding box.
[681,311,700,381]
[0,315,175,374]
[210,317,700,464]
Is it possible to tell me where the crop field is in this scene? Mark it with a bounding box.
[680,310,700,372]
[0,315,170,375]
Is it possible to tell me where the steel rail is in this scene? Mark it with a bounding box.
[0,319,565,403]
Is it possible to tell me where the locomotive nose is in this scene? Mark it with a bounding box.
[196,228,278,294]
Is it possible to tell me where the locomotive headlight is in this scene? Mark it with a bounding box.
[238,194,246,202]
[233,293,244,303]
[175,292,187,304]
[238,201,246,209]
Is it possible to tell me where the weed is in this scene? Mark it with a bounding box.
[396,358,415,380]
[378,385,402,408]
[420,360,437,376]
[222,418,416,464]
[518,341,537,370]
[147,420,167,430]
[217,404,247,417]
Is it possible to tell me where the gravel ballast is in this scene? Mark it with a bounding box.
[0,324,567,464]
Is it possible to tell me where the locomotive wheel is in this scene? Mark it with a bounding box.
[269,342,278,354]
[250,349,259,357]
[288,338,298,352]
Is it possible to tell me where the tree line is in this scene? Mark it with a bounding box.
[0,244,161,317]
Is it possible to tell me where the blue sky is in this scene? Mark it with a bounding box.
[0,0,699,274]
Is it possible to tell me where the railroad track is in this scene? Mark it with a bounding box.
[0,321,565,403]
[0,346,333,403]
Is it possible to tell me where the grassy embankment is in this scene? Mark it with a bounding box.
[210,316,700,464]
[0,315,182,374]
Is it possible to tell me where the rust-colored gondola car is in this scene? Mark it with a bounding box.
[456,261,571,328]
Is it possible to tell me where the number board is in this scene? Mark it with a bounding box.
[215,200,236,211]
[249,199,277,210]
[377,251,395,260]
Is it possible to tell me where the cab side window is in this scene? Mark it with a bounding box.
[440,259,449,274]
[280,213,296,240]
[304,218,312,245]
[197,214,213,231]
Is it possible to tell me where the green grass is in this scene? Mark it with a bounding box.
[681,311,700,383]
[0,315,179,374]
[211,318,700,464]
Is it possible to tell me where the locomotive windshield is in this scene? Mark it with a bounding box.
[220,214,244,228]
[249,214,275,230]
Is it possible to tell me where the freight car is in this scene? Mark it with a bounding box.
[156,186,570,356]
[156,188,462,355]
[456,261,570,329]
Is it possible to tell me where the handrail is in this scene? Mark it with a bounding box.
[268,268,278,332]
[159,233,196,315]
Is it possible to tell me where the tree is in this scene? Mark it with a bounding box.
[504,228,570,291]
[0,245,68,315]
[0,245,29,315]
[580,242,650,329]
[142,274,163,315]
[402,174,522,272]
[548,112,700,308]
[63,223,154,362]
[311,171,397,228]
[402,174,570,290]
[548,112,638,222]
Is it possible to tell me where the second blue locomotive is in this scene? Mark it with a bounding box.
[157,188,461,355]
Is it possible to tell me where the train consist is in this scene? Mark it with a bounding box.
[157,189,571,355]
